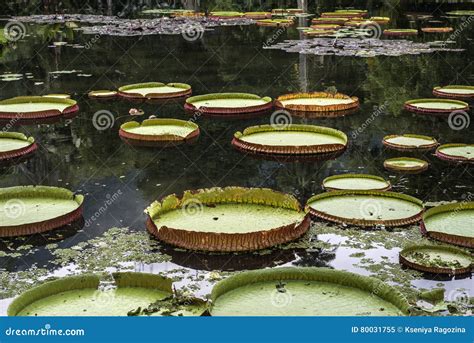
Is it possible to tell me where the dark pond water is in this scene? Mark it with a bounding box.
[0,5,473,314]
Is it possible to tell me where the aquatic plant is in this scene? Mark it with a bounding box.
[211,267,410,316]
[306,190,424,227]
[0,185,84,237]
[145,186,310,252]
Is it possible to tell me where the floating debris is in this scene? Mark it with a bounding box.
[265,37,464,57]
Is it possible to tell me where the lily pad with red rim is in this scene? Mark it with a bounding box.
[210,267,410,316]
[232,124,347,161]
[433,85,474,100]
[145,187,310,252]
[88,90,118,99]
[184,93,273,116]
[275,92,359,115]
[119,118,199,147]
[382,134,438,151]
[0,96,79,122]
[0,132,37,162]
[118,82,192,100]
[404,98,469,115]
[384,157,429,173]
[399,244,472,275]
[421,202,474,248]
[256,19,294,27]
[383,29,418,36]
[322,174,391,191]
[435,144,474,163]
[0,185,84,237]
[305,190,424,227]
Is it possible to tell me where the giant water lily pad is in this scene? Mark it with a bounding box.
[446,11,474,16]
[383,29,418,36]
[433,85,474,100]
[145,187,310,252]
[244,12,272,19]
[404,99,469,114]
[305,190,423,227]
[399,245,472,275]
[275,92,359,114]
[232,124,347,160]
[0,96,78,121]
[184,93,272,116]
[88,90,117,99]
[312,17,349,25]
[435,144,474,163]
[421,202,474,248]
[256,19,293,27]
[322,174,391,191]
[118,82,192,100]
[0,132,37,162]
[8,272,206,316]
[119,118,199,147]
[383,134,438,151]
[421,27,453,33]
[0,186,84,237]
[384,157,429,173]
[210,267,410,316]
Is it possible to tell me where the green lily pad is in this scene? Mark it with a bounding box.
[276,92,359,112]
[0,96,77,116]
[322,174,391,191]
[118,82,191,99]
[211,267,410,316]
[384,157,428,173]
[422,202,474,248]
[145,187,309,252]
[383,29,418,36]
[433,85,474,98]
[119,118,199,147]
[383,134,438,151]
[88,90,117,98]
[0,132,35,153]
[436,144,474,163]
[400,244,472,274]
[0,186,84,237]
[7,272,202,316]
[404,98,469,114]
[185,93,272,115]
[306,190,423,227]
[187,93,271,109]
[446,10,474,16]
[232,124,347,158]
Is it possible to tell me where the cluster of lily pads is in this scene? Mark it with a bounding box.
[1,7,473,317]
